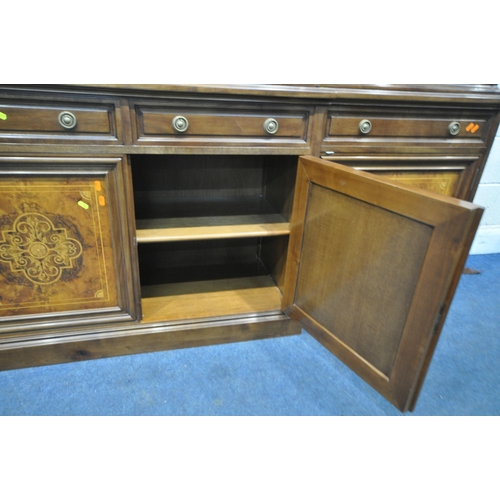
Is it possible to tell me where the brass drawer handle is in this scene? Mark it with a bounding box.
[358,119,372,134]
[172,115,189,133]
[263,118,279,135]
[58,111,77,130]
[448,121,461,136]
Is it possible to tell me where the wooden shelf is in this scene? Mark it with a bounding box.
[136,214,290,243]
[141,276,282,323]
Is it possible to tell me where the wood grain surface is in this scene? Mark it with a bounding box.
[283,156,484,410]
[141,276,282,323]
[0,176,119,317]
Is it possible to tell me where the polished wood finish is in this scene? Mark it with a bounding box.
[132,100,311,147]
[0,94,123,144]
[1,84,499,412]
[0,176,119,316]
[141,276,282,323]
[320,155,482,199]
[0,156,136,332]
[321,104,498,158]
[282,156,484,411]
[136,215,290,243]
[370,171,459,196]
[327,113,491,141]
[0,314,300,371]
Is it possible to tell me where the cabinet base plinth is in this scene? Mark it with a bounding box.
[0,317,301,372]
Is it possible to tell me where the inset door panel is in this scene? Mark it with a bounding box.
[373,171,458,196]
[319,155,482,200]
[0,157,136,332]
[283,156,483,411]
[294,184,432,376]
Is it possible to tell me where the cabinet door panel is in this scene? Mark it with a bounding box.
[319,155,482,200]
[0,157,136,332]
[373,171,458,196]
[282,156,483,411]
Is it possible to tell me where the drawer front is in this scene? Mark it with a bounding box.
[131,100,312,148]
[322,106,496,153]
[0,98,122,144]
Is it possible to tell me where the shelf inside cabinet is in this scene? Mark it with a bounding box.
[136,213,290,243]
[137,237,288,323]
[141,275,282,323]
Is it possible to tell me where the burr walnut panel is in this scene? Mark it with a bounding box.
[0,177,119,317]
[372,171,459,196]
[319,156,481,200]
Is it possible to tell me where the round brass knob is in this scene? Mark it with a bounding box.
[264,118,279,135]
[58,111,77,130]
[172,115,189,133]
[358,119,372,135]
[448,122,461,136]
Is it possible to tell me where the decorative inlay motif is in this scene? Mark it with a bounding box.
[0,213,83,285]
[0,175,120,318]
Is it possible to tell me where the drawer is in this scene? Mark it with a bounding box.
[322,106,497,153]
[131,100,312,149]
[0,98,122,144]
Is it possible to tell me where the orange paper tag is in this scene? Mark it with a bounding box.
[466,123,480,134]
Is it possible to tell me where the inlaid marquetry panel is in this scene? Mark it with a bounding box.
[319,156,481,200]
[0,176,119,317]
[374,171,459,197]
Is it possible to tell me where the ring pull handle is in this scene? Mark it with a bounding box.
[448,121,461,136]
[58,111,77,130]
[358,119,372,135]
[263,118,279,135]
[172,115,189,133]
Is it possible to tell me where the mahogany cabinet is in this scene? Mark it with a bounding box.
[1,84,499,412]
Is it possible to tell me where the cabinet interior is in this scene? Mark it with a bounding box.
[130,155,297,323]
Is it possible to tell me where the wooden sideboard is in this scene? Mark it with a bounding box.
[1,84,499,411]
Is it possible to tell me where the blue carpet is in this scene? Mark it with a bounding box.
[1,254,499,416]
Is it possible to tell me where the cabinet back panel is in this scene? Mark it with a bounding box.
[138,238,268,286]
[132,155,264,199]
[131,155,297,220]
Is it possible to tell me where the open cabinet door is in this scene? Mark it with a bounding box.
[282,156,484,412]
